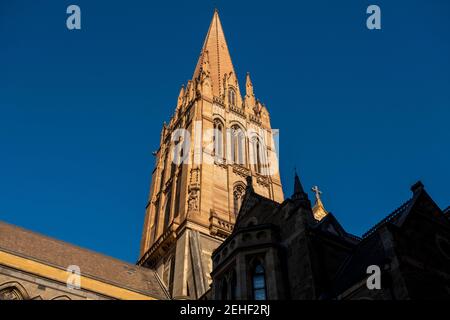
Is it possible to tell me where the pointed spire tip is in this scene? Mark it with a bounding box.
[293,171,304,195]
[192,7,236,97]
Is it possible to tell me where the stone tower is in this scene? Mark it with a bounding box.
[138,10,284,299]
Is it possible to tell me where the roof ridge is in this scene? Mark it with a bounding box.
[314,212,362,241]
[0,221,146,270]
[362,198,412,238]
[152,270,171,299]
[444,206,450,214]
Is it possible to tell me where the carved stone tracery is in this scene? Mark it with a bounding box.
[188,167,201,212]
[0,284,28,300]
[0,287,22,300]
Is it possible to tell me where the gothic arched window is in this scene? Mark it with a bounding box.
[0,283,28,300]
[231,125,246,165]
[252,262,267,300]
[151,199,160,242]
[173,170,182,218]
[213,119,224,160]
[163,192,172,230]
[0,287,23,300]
[172,128,186,165]
[228,88,236,106]
[233,184,245,216]
[52,295,72,300]
[250,137,266,174]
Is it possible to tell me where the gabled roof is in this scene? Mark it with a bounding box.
[192,10,238,97]
[332,232,387,296]
[362,181,445,239]
[331,195,417,296]
[312,213,361,244]
[332,182,447,297]
[0,221,169,300]
[234,186,279,232]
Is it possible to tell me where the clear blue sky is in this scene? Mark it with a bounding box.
[1,0,449,263]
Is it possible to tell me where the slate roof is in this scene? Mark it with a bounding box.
[0,221,169,299]
[331,183,447,297]
[332,195,416,296]
[332,232,388,296]
[444,206,450,217]
[235,192,279,229]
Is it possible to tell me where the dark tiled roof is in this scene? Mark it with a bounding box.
[0,221,168,299]
[331,198,414,296]
[332,232,387,296]
[444,206,450,215]
[234,190,279,231]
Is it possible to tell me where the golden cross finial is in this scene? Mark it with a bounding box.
[311,186,322,200]
[311,185,328,221]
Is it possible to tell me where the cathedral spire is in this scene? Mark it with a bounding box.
[140,11,284,299]
[177,85,185,109]
[292,171,308,201]
[246,72,254,96]
[192,10,238,97]
[294,172,304,194]
[245,72,256,108]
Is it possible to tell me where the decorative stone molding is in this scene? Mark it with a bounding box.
[188,187,200,212]
[256,174,270,187]
[213,97,225,107]
[229,105,246,119]
[233,183,246,215]
[249,114,262,125]
[0,287,23,300]
[0,282,29,300]
[187,167,201,213]
[137,222,177,267]
[190,167,200,185]
[214,158,227,169]
[164,177,173,193]
[232,164,250,178]
[209,210,234,239]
